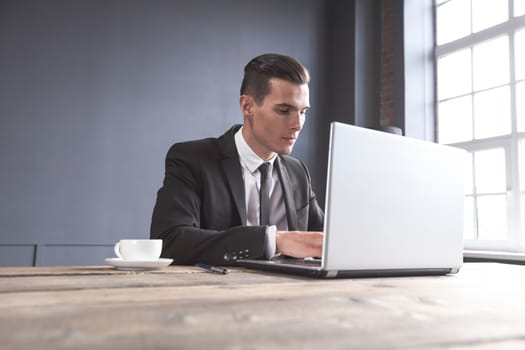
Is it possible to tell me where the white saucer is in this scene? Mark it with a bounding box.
[105,258,173,271]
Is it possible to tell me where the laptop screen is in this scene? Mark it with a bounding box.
[322,122,465,271]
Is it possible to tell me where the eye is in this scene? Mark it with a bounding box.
[278,109,290,115]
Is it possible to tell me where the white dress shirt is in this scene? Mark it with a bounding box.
[234,127,288,258]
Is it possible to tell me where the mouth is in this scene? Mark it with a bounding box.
[282,137,297,145]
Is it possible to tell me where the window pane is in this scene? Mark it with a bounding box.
[465,152,474,195]
[516,0,525,17]
[438,49,472,100]
[474,148,506,194]
[472,0,508,33]
[436,0,471,45]
[519,139,525,189]
[473,86,511,139]
[438,96,473,144]
[464,196,476,239]
[473,36,509,91]
[518,82,525,131]
[522,193,525,239]
[477,195,508,240]
[516,30,525,81]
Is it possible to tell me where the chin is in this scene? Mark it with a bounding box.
[278,147,293,155]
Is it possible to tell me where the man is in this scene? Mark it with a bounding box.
[150,53,324,265]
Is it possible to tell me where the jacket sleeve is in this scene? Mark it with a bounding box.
[150,143,266,265]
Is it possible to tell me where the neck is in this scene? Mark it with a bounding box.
[241,124,276,161]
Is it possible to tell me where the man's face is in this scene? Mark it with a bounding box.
[241,78,310,160]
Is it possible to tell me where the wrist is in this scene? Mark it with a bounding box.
[275,230,283,254]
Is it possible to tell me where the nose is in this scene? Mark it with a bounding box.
[290,111,305,131]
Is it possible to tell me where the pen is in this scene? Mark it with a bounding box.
[195,263,229,274]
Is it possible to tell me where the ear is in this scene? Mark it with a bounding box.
[239,95,254,117]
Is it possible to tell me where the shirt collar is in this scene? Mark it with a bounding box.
[234,126,277,174]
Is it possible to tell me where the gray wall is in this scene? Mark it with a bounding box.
[0,0,389,266]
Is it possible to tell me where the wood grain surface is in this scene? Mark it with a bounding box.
[1,263,525,349]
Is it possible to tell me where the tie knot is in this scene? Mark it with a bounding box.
[259,162,271,178]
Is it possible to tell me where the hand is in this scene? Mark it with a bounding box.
[275,231,324,258]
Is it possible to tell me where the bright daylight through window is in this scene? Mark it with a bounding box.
[435,0,525,251]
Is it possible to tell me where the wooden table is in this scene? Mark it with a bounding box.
[1,263,525,349]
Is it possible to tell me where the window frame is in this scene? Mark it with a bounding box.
[435,0,525,251]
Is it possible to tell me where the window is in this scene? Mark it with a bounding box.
[435,0,525,251]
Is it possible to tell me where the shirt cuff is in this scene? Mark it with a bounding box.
[264,225,277,259]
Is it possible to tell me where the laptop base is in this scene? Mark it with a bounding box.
[236,259,457,279]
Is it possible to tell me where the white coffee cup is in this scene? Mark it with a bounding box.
[114,239,162,261]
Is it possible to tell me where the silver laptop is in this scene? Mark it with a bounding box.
[237,122,466,278]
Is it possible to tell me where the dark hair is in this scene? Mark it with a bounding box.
[240,53,310,105]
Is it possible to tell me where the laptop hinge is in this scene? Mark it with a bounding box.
[325,270,338,278]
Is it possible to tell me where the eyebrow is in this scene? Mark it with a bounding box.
[274,103,311,111]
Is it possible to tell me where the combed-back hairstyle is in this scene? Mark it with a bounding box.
[240,53,310,105]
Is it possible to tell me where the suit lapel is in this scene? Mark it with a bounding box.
[275,157,299,230]
[216,125,300,229]
[218,125,247,225]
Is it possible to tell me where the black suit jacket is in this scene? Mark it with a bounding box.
[150,125,324,265]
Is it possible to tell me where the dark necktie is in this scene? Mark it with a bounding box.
[258,162,271,226]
